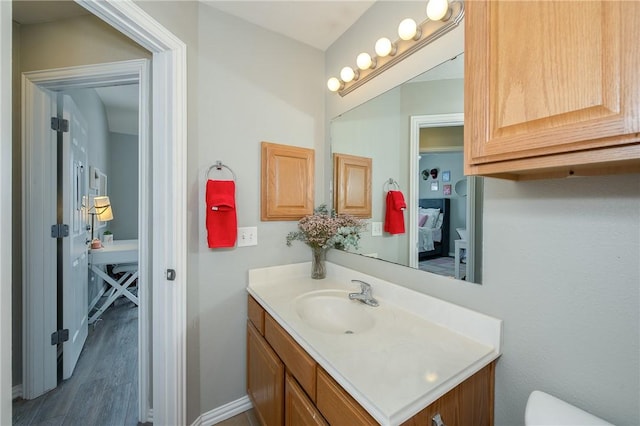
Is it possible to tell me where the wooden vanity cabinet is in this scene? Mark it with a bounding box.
[465,0,640,179]
[247,295,496,426]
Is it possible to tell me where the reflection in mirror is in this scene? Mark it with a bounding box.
[330,54,483,284]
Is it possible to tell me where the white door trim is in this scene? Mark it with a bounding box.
[75,2,187,423]
[409,113,476,282]
[0,1,13,424]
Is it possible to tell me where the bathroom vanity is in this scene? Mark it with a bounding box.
[246,263,502,425]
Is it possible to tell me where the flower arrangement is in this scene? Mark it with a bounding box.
[286,205,365,251]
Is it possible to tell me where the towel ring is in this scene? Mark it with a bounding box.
[206,161,236,181]
[384,178,400,192]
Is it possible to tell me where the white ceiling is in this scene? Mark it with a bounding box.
[201,1,375,51]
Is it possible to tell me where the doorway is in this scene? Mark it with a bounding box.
[408,113,480,283]
[3,1,188,424]
[21,59,149,421]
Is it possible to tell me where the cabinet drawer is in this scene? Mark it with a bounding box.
[248,295,265,334]
[316,368,377,426]
[285,373,328,426]
[265,314,317,401]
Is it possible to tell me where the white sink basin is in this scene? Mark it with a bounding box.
[294,290,375,334]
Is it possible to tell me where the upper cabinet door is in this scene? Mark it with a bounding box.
[465,0,640,179]
[333,153,372,218]
[261,142,315,221]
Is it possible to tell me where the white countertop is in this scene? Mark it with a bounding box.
[247,262,502,425]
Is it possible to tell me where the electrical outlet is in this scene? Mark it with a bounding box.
[371,222,382,236]
[237,226,258,247]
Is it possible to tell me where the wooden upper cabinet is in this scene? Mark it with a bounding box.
[465,0,640,179]
[333,153,372,218]
[261,142,314,221]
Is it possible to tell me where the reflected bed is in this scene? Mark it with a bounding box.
[418,198,450,260]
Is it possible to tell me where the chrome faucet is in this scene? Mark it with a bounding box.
[348,280,379,307]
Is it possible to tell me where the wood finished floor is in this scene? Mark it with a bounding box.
[216,409,259,426]
[13,297,143,426]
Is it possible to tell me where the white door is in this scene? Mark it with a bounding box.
[22,83,59,398]
[60,95,89,379]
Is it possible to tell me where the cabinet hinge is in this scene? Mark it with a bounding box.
[50,117,69,133]
[50,329,69,345]
[51,224,69,238]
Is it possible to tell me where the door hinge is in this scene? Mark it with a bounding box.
[50,117,69,133]
[51,224,69,238]
[51,329,69,345]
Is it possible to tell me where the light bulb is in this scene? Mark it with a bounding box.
[356,52,376,70]
[340,66,358,83]
[327,77,343,92]
[426,0,450,21]
[398,18,421,41]
[375,37,396,57]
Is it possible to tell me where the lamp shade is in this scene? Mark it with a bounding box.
[93,196,114,221]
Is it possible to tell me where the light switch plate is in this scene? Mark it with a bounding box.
[237,226,258,247]
[371,222,382,236]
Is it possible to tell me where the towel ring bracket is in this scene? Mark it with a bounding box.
[207,161,236,181]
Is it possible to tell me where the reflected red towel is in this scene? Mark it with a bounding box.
[384,190,406,235]
[206,180,237,248]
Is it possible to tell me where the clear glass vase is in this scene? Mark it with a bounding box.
[310,246,327,279]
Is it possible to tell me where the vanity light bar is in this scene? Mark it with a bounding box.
[328,0,464,97]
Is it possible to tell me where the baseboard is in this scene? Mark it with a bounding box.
[12,384,22,400]
[191,395,252,426]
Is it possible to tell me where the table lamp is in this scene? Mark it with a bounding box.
[89,195,114,241]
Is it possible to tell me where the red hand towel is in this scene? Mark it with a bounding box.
[384,190,406,235]
[206,179,237,248]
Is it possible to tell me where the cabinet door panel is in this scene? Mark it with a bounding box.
[465,0,640,176]
[285,373,328,426]
[261,141,314,221]
[316,368,377,426]
[247,322,284,426]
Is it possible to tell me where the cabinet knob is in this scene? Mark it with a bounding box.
[432,413,446,426]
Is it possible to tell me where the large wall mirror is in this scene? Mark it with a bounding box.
[330,53,483,284]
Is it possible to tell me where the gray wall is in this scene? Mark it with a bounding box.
[108,132,139,240]
[135,2,325,421]
[326,2,639,425]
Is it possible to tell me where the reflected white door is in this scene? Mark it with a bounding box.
[61,95,89,379]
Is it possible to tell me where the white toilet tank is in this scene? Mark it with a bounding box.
[525,391,614,425]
